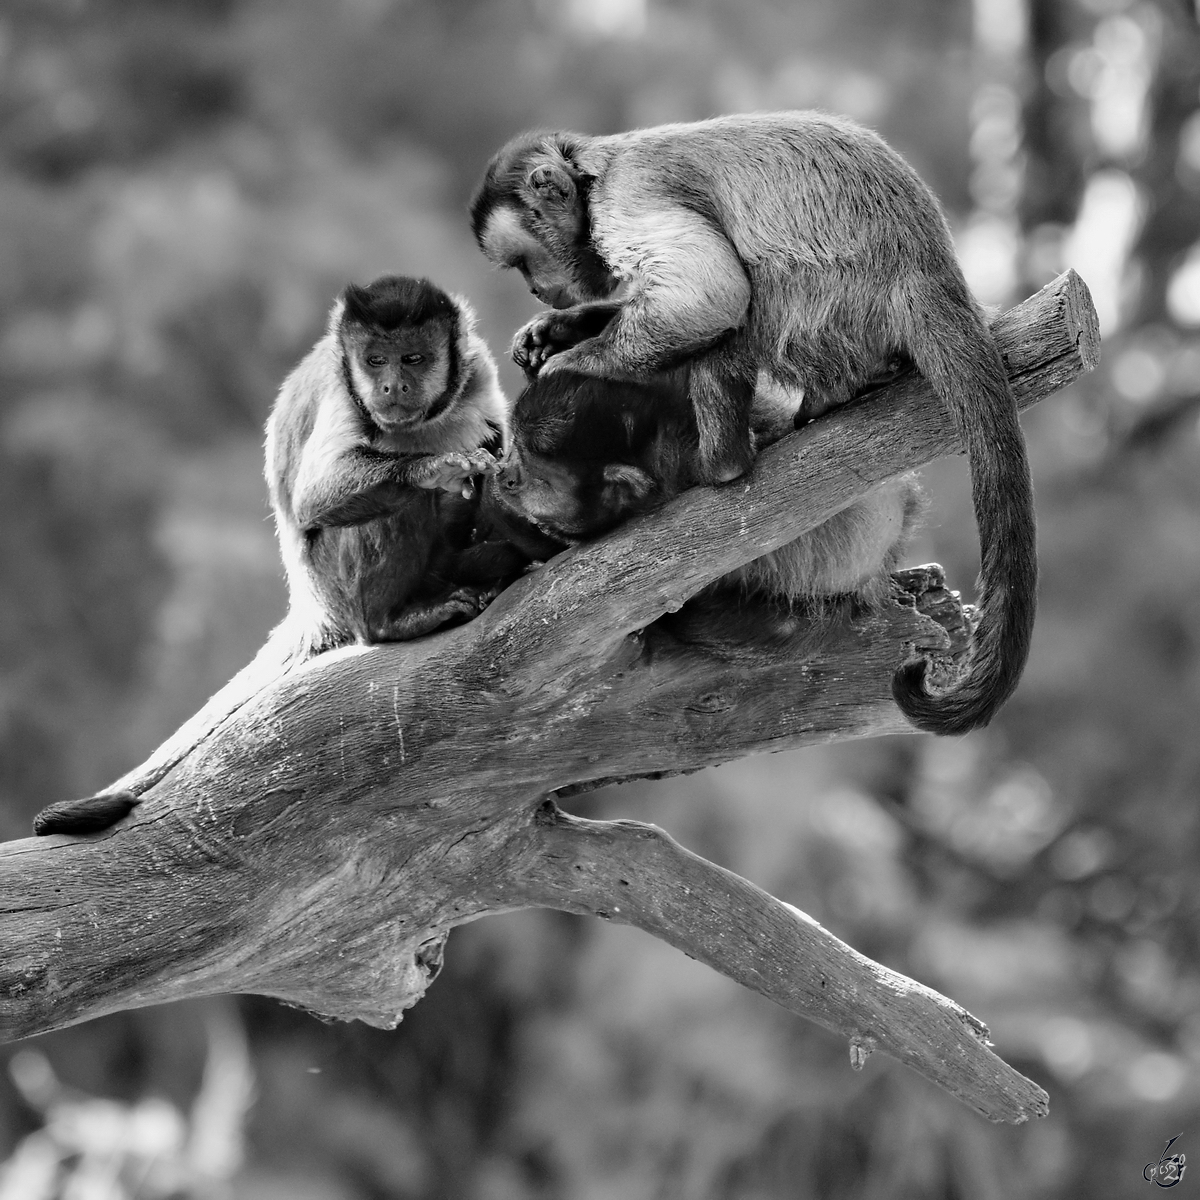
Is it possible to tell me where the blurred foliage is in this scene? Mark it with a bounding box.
[1,0,1199,1197]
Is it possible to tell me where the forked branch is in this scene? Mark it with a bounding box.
[0,272,1099,1127]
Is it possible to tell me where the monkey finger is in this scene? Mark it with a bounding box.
[413,455,472,491]
[467,454,498,477]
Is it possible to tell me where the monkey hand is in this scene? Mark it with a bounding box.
[411,450,498,497]
[448,585,502,616]
[512,313,600,378]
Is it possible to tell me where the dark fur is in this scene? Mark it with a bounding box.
[491,370,697,541]
[471,112,1037,734]
[494,368,923,619]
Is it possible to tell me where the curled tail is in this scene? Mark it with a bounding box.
[32,618,311,837]
[891,281,1037,734]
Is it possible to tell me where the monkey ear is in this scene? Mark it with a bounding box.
[602,463,654,505]
[526,161,577,205]
[340,283,374,330]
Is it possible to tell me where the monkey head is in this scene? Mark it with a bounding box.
[337,276,467,432]
[470,132,618,308]
[491,369,696,542]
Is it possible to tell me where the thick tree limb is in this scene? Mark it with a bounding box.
[0,272,1098,1126]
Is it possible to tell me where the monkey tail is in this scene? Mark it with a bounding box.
[891,280,1037,735]
[31,617,312,837]
[33,791,140,837]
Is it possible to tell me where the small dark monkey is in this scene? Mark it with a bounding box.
[492,367,922,611]
[33,276,521,837]
[471,112,1036,735]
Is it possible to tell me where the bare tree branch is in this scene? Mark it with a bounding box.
[0,272,1098,1126]
[505,802,1046,1125]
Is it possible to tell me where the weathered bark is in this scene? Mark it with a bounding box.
[0,272,1099,1125]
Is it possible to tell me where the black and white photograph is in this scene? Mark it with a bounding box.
[1,0,1198,1196]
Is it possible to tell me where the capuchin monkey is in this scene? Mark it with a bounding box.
[470,111,1036,736]
[265,275,522,654]
[33,276,527,838]
[491,366,922,613]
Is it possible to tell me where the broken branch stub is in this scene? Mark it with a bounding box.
[0,272,1098,1126]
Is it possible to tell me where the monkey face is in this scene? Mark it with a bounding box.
[477,205,589,309]
[492,442,654,542]
[474,139,621,306]
[471,135,618,305]
[342,320,455,430]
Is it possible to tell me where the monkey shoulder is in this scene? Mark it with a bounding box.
[266,333,350,518]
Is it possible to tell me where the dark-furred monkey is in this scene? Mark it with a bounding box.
[471,111,1036,735]
[32,275,523,838]
[492,366,922,613]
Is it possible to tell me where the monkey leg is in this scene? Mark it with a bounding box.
[370,587,498,642]
[723,476,924,604]
[688,353,757,485]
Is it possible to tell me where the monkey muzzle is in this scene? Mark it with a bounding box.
[494,458,523,497]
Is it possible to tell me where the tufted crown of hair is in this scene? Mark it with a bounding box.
[340,275,458,334]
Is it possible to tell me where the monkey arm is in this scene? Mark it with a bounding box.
[293,448,494,530]
[544,205,751,377]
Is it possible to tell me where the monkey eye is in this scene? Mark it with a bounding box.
[400,354,425,365]
[366,355,387,367]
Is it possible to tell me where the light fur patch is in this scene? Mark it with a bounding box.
[752,372,804,443]
[480,207,538,266]
[294,345,369,504]
[346,355,375,404]
[589,202,750,354]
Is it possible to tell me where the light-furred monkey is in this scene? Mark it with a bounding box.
[32,275,525,838]
[265,274,523,654]
[470,111,1036,736]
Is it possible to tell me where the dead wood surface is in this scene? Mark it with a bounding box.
[0,271,1099,1126]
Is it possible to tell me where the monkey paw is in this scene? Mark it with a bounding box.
[412,450,498,495]
[512,313,598,378]
[447,585,501,616]
[511,315,555,376]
